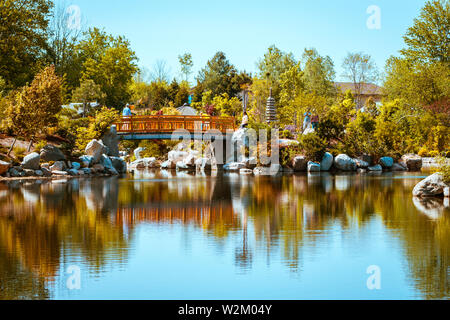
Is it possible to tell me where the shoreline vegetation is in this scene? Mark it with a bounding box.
[0,1,448,193]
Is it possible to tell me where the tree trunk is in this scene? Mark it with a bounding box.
[7,137,17,157]
[27,138,34,153]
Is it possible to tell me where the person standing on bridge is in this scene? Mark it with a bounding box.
[123,104,132,116]
[240,112,249,129]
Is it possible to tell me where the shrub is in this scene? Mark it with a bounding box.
[299,132,327,162]
[13,147,26,161]
[436,157,450,184]
[34,140,47,153]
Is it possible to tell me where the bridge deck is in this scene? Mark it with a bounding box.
[115,115,236,140]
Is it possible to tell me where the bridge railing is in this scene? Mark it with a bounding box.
[115,115,236,134]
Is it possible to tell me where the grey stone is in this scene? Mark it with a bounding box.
[41,167,52,177]
[0,160,11,175]
[22,152,40,170]
[320,152,333,171]
[34,170,44,177]
[79,155,94,168]
[92,164,105,173]
[23,169,35,176]
[379,157,394,168]
[292,156,307,172]
[40,145,66,162]
[101,125,120,157]
[391,163,407,171]
[176,161,190,170]
[110,157,127,173]
[400,154,423,171]
[334,154,357,171]
[71,162,81,170]
[52,170,69,176]
[168,150,189,163]
[8,168,21,177]
[308,161,321,172]
[354,159,369,169]
[67,169,79,176]
[85,139,108,163]
[368,164,382,171]
[413,173,448,197]
[50,161,66,172]
[161,160,176,169]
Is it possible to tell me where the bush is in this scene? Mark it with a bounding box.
[34,140,47,153]
[436,157,450,184]
[299,132,327,162]
[13,147,26,161]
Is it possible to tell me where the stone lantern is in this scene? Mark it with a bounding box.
[265,88,277,124]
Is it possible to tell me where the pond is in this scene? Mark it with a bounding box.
[0,171,448,300]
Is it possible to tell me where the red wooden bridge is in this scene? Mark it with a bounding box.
[114,115,236,140]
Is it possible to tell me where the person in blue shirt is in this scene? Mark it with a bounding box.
[122,104,132,116]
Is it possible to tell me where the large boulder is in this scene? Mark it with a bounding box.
[161,160,176,169]
[168,150,189,163]
[400,154,423,171]
[391,163,407,171]
[413,173,448,197]
[40,145,66,162]
[320,152,333,171]
[292,156,307,172]
[130,157,157,169]
[50,161,66,172]
[0,160,11,175]
[22,152,41,170]
[368,164,382,171]
[334,154,356,171]
[176,161,191,171]
[85,139,108,163]
[100,154,118,174]
[308,161,321,172]
[79,155,94,168]
[101,125,120,157]
[110,156,127,173]
[354,159,369,169]
[379,157,394,169]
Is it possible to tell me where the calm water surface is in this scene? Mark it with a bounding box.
[0,171,448,300]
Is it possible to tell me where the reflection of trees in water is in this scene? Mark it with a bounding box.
[0,172,448,299]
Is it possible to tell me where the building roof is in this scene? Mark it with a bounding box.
[177,104,198,116]
[334,82,383,96]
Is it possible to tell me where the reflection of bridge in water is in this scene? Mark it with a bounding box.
[115,115,236,140]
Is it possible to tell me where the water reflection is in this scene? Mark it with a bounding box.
[0,171,448,299]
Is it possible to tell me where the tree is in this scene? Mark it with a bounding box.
[150,60,171,84]
[77,28,138,109]
[178,53,193,82]
[257,45,296,84]
[72,79,105,116]
[302,48,336,97]
[401,0,450,63]
[8,65,62,151]
[0,0,53,88]
[342,52,379,108]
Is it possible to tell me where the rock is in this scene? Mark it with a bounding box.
[40,145,66,162]
[195,158,212,170]
[22,152,41,170]
[82,168,92,175]
[176,161,190,170]
[224,162,246,172]
[8,168,21,177]
[391,163,407,171]
[240,168,253,175]
[34,170,44,177]
[379,157,394,169]
[282,167,294,173]
[52,170,69,176]
[413,173,448,197]
[134,147,145,160]
[368,164,382,171]
[79,155,94,168]
[110,157,127,173]
[292,156,307,172]
[130,157,157,169]
[41,167,52,177]
[161,160,176,169]
[92,164,105,173]
[400,154,422,171]
[85,139,108,163]
[358,155,373,166]
[50,161,66,172]
[71,162,81,170]
[354,159,369,169]
[242,157,257,169]
[0,160,11,175]
[23,169,35,176]
[41,163,50,169]
[308,161,321,172]
[444,187,449,198]
[183,154,196,167]
[168,150,189,163]
[67,169,79,176]
[270,164,282,174]
[100,154,115,172]
[320,152,333,171]
[101,125,120,157]
[334,154,357,171]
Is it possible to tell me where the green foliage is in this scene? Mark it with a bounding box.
[75,107,119,152]
[436,156,450,184]
[401,0,449,63]
[8,65,62,139]
[13,147,26,161]
[0,0,53,88]
[72,79,106,115]
[257,45,296,83]
[178,53,193,82]
[302,48,336,97]
[34,140,47,153]
[299,132,327,162]
[280,145,301,168]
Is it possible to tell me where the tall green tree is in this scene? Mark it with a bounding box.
[0,0,53,88]
[302,48,336,98]
[257,45,296,84]
[71,79,105,116]
[178,53,193,82]
[401,0,449,63]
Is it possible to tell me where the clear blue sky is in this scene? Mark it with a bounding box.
[65,0,428,82]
